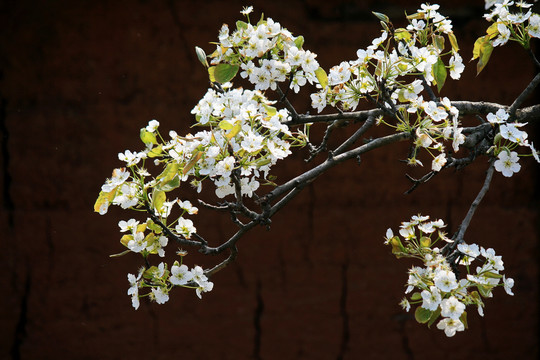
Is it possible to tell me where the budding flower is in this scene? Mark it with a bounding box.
[195,46,209,68]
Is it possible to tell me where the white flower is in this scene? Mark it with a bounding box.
[241,5,253,15]
[486,108,509,124]
[191,265,208,285]
[175,217,197,239]
[400,298,411,312]
[170,264,194,286]
[118,150,143,167]
[434,269,458,292]
[493,23,511,47]
[481,247,505,271]
[421,286,442,311]
[127,231,146,253]
[101,168,130,192]
[196,280,214,299]
[431,153,447,172]
[127,269,143,310]
[527,14,540,38]
[311,90,327,113]
[494,150,521,177]
[437,318,465,337]
[178,200,198,214]
[146,119,160,132]
[151,286,169,304]
[500,122,528,145]
[118,219,139,232]
[503,275,515,295]
[440,296,466,319]
[449,53,465,80]
[529,142,540,163]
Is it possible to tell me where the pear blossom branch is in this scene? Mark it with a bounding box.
[260,131,410,205]
[444,160,496,256]
[285,102,540,126]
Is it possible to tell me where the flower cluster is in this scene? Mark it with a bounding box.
[309,5,466,171]
[311,4,463,114]
[474,1,540,73]
[484,0,540,44]
[385,215,514,337]
[487,108,540,177]
[206,8,322,93]
[128,260,214,310]
[96,8,311,307]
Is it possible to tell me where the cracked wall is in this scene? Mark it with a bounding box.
[0,0,538,359]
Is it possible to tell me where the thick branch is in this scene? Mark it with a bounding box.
[260,131,410,205]
[284,102,540,126]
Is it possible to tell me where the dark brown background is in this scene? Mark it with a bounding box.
[1,0,538,359]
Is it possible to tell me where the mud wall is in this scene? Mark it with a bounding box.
[0,0,538,359]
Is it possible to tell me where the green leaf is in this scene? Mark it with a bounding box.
[208,66,216,82]
[226,121,242,140]
[148,144,163,158]
[218,119,233,130]
[486,22,499,39]
[472,35,493,75]
[460,311,468,329]
[262,103,277,116]
[410,292,422,301]
[152,189,166,212]
[482,271,503,279]
[236,20,248,31]
[120,234,133,247]
[213,63,239,83]
[314,67,328,89]
[415,306,432,324]
[394,28,412,42]
[432,56,447,93]
[372,11,390,23]
[420,236,431,248]
[94,189,117,213]
[390,237,406,257]
[157,162,179,183]
[183,151,203,175]
[140,129,157,146]
[294,35,304,49]
[448,31,459,52]
[159,175,180,192]
[433,34,445,52]
[427,307,441,328]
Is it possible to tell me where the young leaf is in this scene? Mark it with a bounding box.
[213,63,239,83]
[208,66,216,82]
[152,189,166,212]
[433,56,447,93]
[294,35,304,49]
[415,306,432,324]
[372,11,390,23]
[148,144,163,158]
[427,307,441,328]
[140,129,157,146]
[472,35,493,75]
[94,189,117,213]
[448,31,459,52]
[226,121,242,140]
[460,311,468,329]
[218,119,233,130]
[314,67,328,89]
[183,151,203,175]
[433,34,445,52]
